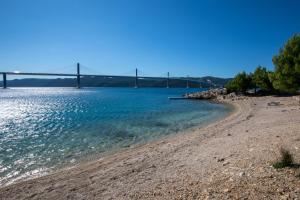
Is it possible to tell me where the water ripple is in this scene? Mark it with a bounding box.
[0,88,231,185]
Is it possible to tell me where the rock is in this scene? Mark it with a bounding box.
[268,101,281,106]
[184,89,246,102]
[239,172,246,177]
[228,92,237,98]
[223,188,230,193]
[185,88,228,100]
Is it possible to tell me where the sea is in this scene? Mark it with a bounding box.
[0,87,232,185]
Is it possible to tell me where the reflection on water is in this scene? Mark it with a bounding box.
[0,87,232,185]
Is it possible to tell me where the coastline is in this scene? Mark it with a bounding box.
[0,98,234,187]
[1,96,300,199]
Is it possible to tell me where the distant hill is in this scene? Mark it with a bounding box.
[0,76,232,88]
[190,76,232,87]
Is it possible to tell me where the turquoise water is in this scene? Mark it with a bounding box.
[0,87,232,185]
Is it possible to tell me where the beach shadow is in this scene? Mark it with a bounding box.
[290,163,300,169]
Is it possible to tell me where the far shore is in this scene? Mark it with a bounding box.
[1,95,300,199]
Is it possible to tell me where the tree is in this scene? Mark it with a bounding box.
[272,34,300,93]
[226,71,252,94]
[252,66,274,92]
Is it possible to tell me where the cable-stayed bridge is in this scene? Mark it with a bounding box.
[0,63,211,89]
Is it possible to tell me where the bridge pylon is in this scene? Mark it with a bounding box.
[167,72,169,88]
[77,63,81,88]
[2,73,7,89]
[134,68,138,88]
[186,75,189,88]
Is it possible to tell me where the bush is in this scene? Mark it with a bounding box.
[252,66,274,92]
[273,148,294,169]
[225,71,252,94]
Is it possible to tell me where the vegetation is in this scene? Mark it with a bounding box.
[273,148,294,169]
[226,34,300,95]
[252,66,274,92]
[272,34,300,93]
[225,72,252,94]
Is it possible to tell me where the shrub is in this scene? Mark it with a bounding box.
[252,66,274,92]
[273,148,294,169]
[225,71,252,94]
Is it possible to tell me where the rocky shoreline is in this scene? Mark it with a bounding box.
[185,88,239,101]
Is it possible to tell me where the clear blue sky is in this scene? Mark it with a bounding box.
[0,0,299,78]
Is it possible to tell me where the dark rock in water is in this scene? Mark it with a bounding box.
[154,122,169,127]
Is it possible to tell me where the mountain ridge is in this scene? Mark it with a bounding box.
[0,76,232,88]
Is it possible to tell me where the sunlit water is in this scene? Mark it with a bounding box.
[0,87,232,185]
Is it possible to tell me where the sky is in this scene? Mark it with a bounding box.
[0,0,299,78]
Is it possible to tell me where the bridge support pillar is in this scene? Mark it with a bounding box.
[186,76,189,88]
[77,63,81,88]
[3,73,7,89]
[167,72,169,88]
[135,68,138,88]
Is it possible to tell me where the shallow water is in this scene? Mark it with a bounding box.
[0,87,232,185]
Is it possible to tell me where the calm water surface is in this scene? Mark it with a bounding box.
[0,87,232,185]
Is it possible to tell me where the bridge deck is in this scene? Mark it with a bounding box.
[0,70,196,89]
[0,72,186,80]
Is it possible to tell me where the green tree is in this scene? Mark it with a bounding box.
[226,71,252,94]
[252,66,273,92]
[272,34,300,93]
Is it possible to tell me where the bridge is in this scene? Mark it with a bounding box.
[0,63,203,89]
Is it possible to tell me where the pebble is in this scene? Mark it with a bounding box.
[239,172,246,177]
